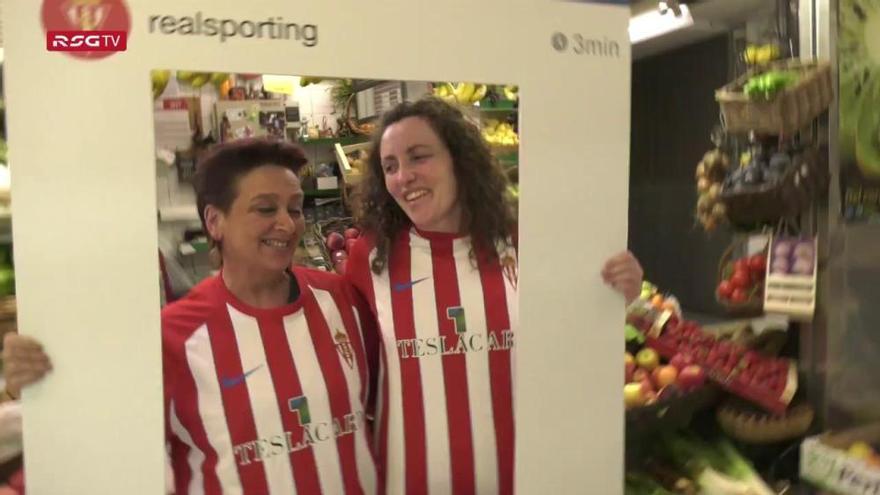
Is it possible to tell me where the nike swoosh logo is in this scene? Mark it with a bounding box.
[220,364,264,389]
[393,277,430,292]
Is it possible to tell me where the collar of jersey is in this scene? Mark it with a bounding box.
[215,268,305,318]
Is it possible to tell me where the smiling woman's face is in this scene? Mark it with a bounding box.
[380,116,462,233]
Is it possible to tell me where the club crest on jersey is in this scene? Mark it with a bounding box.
[501,253,518,289]
[334,329,355,369]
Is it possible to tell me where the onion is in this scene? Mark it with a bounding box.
[791,258,814,275]
[793,241,814,259]
[771,259,790,274]
[773,241,792,258]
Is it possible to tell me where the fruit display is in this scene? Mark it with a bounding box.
[642,317,797,415]
[742,70,799,100]
[322,225,360,275]
[625,347,710,410]
[839,0,880,179]
[742,43,781,66]
[151,69,171,100]
[716,251,766,307]
[694,148,729,232]
[175,70,229,90]
[637,281,681,316]
[481,119,519,147]
[432,82,488,106]
[801,422,880,494]
[846,440,880,468]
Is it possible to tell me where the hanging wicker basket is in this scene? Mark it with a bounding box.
[716,59,832,136]
[716,237,765,317]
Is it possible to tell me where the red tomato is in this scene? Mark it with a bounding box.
[730,268,751,289]
[748,254,767,274]
[716,280,734,299]
[734,259,749,273]
[730,288,748,304]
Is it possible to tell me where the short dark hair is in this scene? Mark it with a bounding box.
[356,97,515,273]
[193,137,308,237]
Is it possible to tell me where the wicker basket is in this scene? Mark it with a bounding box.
[716,238,764,317]
[716,59,832,136]
[717,400,814,444]
[721,146,828,227]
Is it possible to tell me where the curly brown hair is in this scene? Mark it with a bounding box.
[356,97,516,274]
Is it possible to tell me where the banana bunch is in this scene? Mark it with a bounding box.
[743,44,780,66]
[177,71,211,88]
[482,119,519,147]
[433,82,488,105]
[151,69,171,100]
[300,76,324,87]
[502,85,518,101]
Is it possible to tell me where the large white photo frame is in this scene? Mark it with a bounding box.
[2,0,631,492]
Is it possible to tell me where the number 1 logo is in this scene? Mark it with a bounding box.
[446,306,467,334]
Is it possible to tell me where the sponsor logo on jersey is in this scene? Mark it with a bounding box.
[220,364,264,389]
[396,306,514,359]
[232,395,366,466]
[392,276,430,292]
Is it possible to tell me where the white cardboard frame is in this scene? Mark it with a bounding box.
[3,0,631,492]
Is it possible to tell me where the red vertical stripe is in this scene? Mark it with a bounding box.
[169,437,193,495]
[389,232,428,493]
[207,311,270,493]
[258,312,323,493]
[302,289,364,495]
[478,255,515,495]
[431,238,476,493]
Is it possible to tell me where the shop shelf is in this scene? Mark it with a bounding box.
[298,136,370,147]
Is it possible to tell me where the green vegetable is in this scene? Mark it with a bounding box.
[744,70,800,100]
[656,433,775,495]
[625,472,676,495]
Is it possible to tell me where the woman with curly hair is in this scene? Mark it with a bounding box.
[346,97,642,494]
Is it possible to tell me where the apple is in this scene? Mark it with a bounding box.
[334,259,347,275]
[653,365,678,388]
[625,362,636,383]
[625,352,635,366]
[344,227,360,240]
[636,348,660,371]
[632,369,650,384]
[639,378,654,396]
[331,249,349,265]
[847,441,874,460]
[624,383,646,408]
[345,238,358,253]
[677,365,706,391]
[326,232,345,251]
[670,352,694,371]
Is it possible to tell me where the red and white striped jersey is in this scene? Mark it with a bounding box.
[162,267,378,495]
[347,228,519,495]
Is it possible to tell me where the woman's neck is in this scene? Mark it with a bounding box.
[222,263,290,309]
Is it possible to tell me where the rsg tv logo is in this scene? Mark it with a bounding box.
[42,0,131,59]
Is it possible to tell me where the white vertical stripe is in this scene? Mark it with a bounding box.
[283,309,344,495]
[409,232,452,494]
[228,306,297,495]
[370,248,405,495]
[453,238,499,494]
[184,324,243,494]
[169,401,205,495]
[312,288,378,495]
